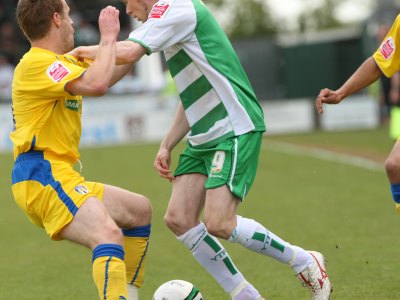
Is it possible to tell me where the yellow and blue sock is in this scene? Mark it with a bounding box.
[390,183,400,213]
[92,244,127,300]
[122,224,151,288]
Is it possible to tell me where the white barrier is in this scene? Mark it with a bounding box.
[80,94,177,147]
[319,94,380,130]
[0,94,379,153]
[261,99,315,135]
[0,103,13,152]
[0,94,178,153]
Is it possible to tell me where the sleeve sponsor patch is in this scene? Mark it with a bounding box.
[47,61,71,82]
[380,37,395,60]
[149,1,170,19]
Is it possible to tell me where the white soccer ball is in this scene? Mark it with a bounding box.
[152,279,204,300]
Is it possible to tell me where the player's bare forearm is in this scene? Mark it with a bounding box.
[155,104,188,182]
[115,41,147,65]
[337,56,382,99]
[95,39,117,68]
[160,102,190,152]
[66,6,119,96]
[68,40,116,95]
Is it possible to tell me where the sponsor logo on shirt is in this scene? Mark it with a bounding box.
[47,61,71,82]
[66,100,80,112]
[74,185,89,195]
[380,37,395,60]
[149,1,170,19]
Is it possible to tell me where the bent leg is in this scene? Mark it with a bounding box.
[167,175,257,298]
[164,174,206,235]
[60,197,127,300]
[102,185,152,297]
[385,140,400,182]
[385,140,400,211]
[102,184,152,229]
[204,185,312,272]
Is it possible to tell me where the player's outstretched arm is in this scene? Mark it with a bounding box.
[69,40,146,87]
[115,40,147,65]
[316,56,383,114]
[70,40,146,65]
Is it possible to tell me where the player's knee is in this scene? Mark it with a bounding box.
[139,195,153,223]
[203,218,231,240]
[164,212,178,232]
[164,211,191,235]
[122,195,153,228]
[385,155,399,177]
[131,195,153,225]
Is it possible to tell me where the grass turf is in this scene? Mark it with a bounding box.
[0,127,398,299]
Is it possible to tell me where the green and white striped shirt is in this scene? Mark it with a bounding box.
[128,0,266,148]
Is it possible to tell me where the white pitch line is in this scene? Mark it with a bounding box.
[264,141,385,172]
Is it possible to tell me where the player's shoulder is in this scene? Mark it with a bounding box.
[19,48,62,71]
[25,49,86,69]
[28,47,57,60]
[14,48,54,76]
[147,0,196,20]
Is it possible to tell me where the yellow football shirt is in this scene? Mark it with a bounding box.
[374,14,400,77]
[10,47,89,162]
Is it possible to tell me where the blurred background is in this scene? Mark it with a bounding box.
[0,0,399,150]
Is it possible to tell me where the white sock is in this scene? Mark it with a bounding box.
[127,284,138,300]
[179,223,246,293]
[231,281,261,300]
[289,245,313,274]
[228,216,294,264]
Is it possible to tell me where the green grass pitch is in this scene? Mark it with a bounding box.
[1,127,399,299]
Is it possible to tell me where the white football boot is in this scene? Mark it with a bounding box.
[297,251,332,300]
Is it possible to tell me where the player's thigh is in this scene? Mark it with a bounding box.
[102,184,152,228]
[165,173,207,233]
[60,196,122,248]
[11,155,110,242]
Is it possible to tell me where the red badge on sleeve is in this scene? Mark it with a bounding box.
[149,1,170,19]
[380,37,395,60]
[47,61,71,82]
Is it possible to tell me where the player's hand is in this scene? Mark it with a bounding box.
[98,6,120,40]
[154,148,174,182]
[315,88,342,114]
[67,46,97,62]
